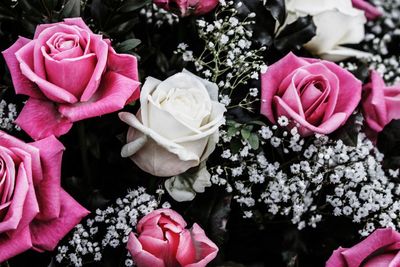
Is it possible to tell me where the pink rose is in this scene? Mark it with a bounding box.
[260,53,362,136]
[127,208,218,267]
[2,18,140,140]
[326,228,400,267]
[352,0,382,20]
[362,70,400,134]
[154,0,218,16]
[0,131,89,262]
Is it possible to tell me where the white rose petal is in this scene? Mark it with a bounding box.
[164,164,212,202]
[283,0,369,61]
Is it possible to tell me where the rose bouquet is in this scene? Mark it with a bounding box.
[0,0,400,266]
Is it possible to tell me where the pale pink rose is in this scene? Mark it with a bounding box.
[326,228,400,267]
[352,0,382,20]
[260,53,362,136]
[0,131,89,262]
[154,0,218,16]
[2,18,140,140]
[127,208,218,267]
[362,70,400,134]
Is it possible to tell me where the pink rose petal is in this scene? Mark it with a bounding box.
[15,98,73,140]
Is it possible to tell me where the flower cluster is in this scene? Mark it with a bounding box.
[140,4,179,27]
[55,187,167,267]
[175,0,267,111]
[0,100,20,131]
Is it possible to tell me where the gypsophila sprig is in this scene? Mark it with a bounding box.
[212,113,400,236]
[140,4,179,27]
[175,0,267,112]
[0,100,20,132]
[55,187,167,267]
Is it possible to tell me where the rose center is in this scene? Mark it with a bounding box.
[160,88,212,128]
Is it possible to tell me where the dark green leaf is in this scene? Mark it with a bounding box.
[274,15,316,53]
[331,115,359,147]
[61,0,80,17]
[265,0,286,25]
[115,38,142,53]
[378,119,400,158]
[43,0,58,11]
[241,125,253,140]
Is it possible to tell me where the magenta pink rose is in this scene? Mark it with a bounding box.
[154,0,218,16]
[260,53,362,136]
[352,0,382,20]
[0,131,89,262]
[362,70,400,135]
[2,18,140,140]
[127,208,218,267]
[326,228,400,267]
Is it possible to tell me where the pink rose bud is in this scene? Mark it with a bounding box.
[327,228,400,267]
[154,0,219,17]
[2,18,140,140]
[0,131,89,262]
[127,209,218,267]
[260,53,362,136]
[362,70,400,135]
[352,0,382,20]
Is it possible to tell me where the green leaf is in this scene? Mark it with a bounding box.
[240,125,253,140]
[118,0,151,13]
[61,0,80,18]
[43,0,58,11]
[115,38,142,53]
[227,126,238,138]
[249,133,260,150]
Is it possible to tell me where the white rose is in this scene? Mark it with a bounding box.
[283,0,370,61]
[119,70,226,177]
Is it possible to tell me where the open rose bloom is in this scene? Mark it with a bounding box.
[261,53,361,136]
[2,18,140,140]
[0,131,89,262]
[120,70,226,177]
[327,228,400,267]
[127,209,218,267]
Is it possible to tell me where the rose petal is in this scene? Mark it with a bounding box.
[176,223,218,267]
[80,34,109,102]
[137,209,187,232]
[59,71,140,122]
[0,226,33,263]
[341,228,400,267]
[30,190,89,251]
[15,98,73,140]
[326,247,348,267]
[127,233,165,267]
[352,0,382,20]
[30,136,65,220]
[64,17,93,32]
[2,37,45,99]
[304,9,366,55]
[43,51,97,98]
